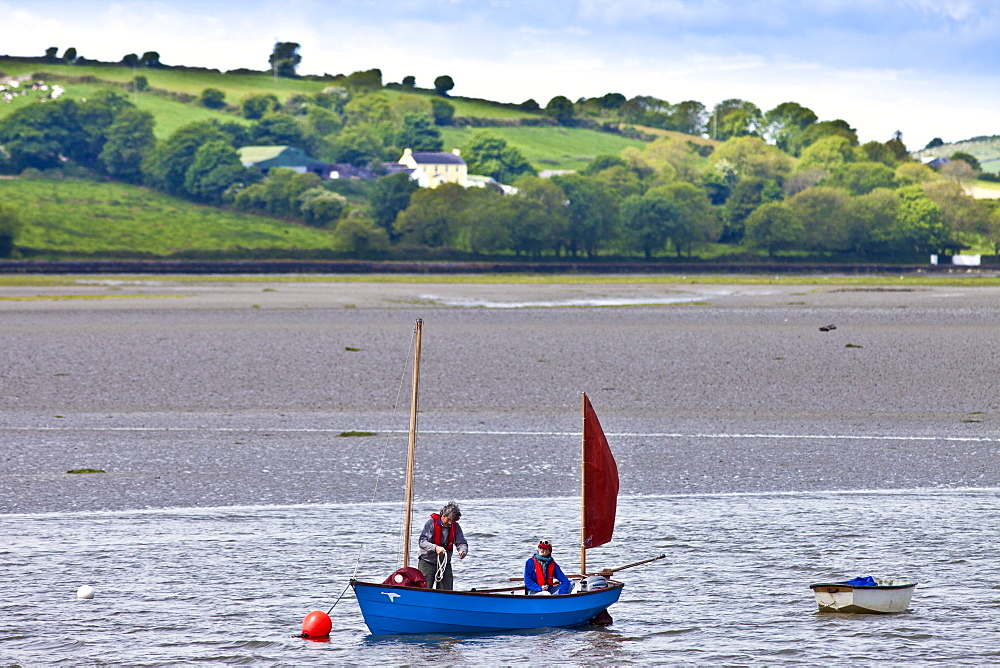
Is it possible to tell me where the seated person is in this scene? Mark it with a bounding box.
[524,541,573,595]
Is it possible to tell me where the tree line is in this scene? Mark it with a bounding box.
[1,47,998,260]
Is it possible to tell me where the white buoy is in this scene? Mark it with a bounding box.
[76,585,95,599]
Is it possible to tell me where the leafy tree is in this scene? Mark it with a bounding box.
[884,131,909,162]
[636,136,699,184]
[333,124,388,166]
[183,140,249,203]
[345,69,383,91]
[200,88,226,109]
[657,182,721,256]
[269,42,301,78]
[45,47,59,61]
[143,121,228,195]
[63,47,77,63]
[505,177,567,257]
[783,168,828,197]
[453,187,511,254]
[0,98,84,171]
[393,182,465,247]
[722,177,781,244]
[744,202,803,256]
[430,98,455,126]
[763,102,817,153]
[593,165,644,201]
[796,135,856,173]
[923,181,992,243]
[710,136,793,183]
[140,51,162,68]
[517,99,541,112]
[798,119,858,150]
[583,154,628,175]
[821,161,897,195]
[344,93,393,127]
[233,169,320,217]
[710,99,763,140]
[544,96,575,125]
[241,94,280,120]
[925,138,944,149]
[461,131,535,184]
[332,212,390,255]
[122,53,139,68]
[940,159,977,184]
[860,140,898,167]
[433,75,455,96]
[620,189,676,258]
[0,203,22,257]
[99,107,156,183]
[216,121,251,148]
[402,75,416,88]
[392,94,432,118]
[844,187,899,256]
[895,185,953,254]
[786,186,851,252]
[368,172,420,236]
[551,173,617,256]
[305,106,342,136]
[298,187,347,227]
[395,113,443,151]
[949,151,982,172]
[251,113,307,147]
[672,100,708,135]
[895,161,936,185]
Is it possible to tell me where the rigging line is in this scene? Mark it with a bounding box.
[349,325,416,582]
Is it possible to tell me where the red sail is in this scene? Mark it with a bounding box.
[583,394,618,549]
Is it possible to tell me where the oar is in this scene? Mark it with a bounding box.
[596,553,666,577]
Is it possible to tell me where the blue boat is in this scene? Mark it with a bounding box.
[352,580,625,635]
[350,320,643,636]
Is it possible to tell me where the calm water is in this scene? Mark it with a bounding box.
[3,490,997,665]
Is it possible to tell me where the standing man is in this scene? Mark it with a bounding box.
[418,501,468,590]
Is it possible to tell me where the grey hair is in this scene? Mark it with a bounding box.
[440,501,462,521]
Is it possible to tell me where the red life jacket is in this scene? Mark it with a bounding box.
[533,557,556,587]
[430,513,456,549]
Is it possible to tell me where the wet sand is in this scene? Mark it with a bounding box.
[1,277,998,512]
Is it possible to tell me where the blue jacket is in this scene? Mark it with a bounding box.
[524,556,573,595]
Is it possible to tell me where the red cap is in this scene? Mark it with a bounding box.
[538,541,552,551]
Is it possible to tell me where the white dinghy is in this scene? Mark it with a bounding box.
[809,577,916,613]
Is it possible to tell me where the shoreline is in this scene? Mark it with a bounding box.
[0,278,997,513]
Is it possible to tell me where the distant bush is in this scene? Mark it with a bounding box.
[200,87,226,109]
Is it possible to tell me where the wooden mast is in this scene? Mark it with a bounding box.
[402,319,422,568]
[580,391,587,576]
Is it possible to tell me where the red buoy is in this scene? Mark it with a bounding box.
[301,610,332,638]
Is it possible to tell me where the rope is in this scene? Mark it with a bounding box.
[433,551,448,589]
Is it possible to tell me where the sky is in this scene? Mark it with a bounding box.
[2,0,999,149]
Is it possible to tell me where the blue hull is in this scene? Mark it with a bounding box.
[351,580,624,635]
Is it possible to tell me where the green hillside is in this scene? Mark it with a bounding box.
[912,136,1000,174]
[439,126,647,171]
[0,178,335,257]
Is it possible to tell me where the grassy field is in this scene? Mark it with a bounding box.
[0,178,335,256]
[439,125,647,171]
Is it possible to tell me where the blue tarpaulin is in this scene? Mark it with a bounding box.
[844,576,878,587]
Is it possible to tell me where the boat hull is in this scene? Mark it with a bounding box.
[810,580,916,613]
[351,579,624,635]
